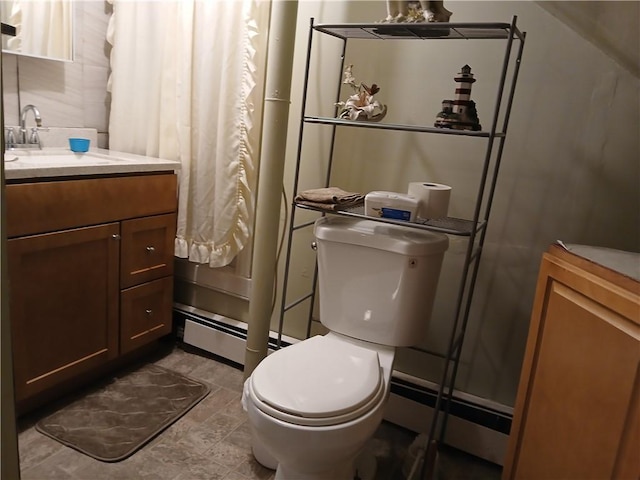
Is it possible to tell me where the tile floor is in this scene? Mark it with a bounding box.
[17,342,502,480]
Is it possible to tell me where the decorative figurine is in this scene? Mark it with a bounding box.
[335,65,388,122]
[435,65,482,131]
[383,0,452,23]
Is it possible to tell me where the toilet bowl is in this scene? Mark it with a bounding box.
[245,216,449,479]
[245,333,395,479]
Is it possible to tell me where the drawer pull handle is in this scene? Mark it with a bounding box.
[145,309,153,315]
[146,246,155,252]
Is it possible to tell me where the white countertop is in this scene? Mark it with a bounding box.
[4,147,180,180]
[558,241,640,282]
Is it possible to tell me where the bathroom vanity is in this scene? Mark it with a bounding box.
[5,148,180,411]
[503,243,639,479]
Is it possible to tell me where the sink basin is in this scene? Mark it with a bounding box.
[5,150,119,167]
[10,154,113,167]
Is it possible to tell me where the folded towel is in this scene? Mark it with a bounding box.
[295,187,364,211]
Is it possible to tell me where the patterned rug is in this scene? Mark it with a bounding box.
[36,364,210,462]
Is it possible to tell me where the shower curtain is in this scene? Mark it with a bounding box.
[107,0,270,267]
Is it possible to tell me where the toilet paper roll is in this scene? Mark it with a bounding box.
[407,182,452,219]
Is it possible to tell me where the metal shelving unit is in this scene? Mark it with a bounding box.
[277,17,525,479]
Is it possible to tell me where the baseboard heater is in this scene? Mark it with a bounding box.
[173,303,295,365]
[173,304,512,465]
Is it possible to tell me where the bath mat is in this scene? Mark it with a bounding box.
[36,364,210,462]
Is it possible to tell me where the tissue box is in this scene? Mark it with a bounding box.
[364,191,418,222]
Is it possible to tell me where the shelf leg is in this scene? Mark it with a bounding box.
[421,440,439,480]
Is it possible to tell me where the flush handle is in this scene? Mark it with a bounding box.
[311,241,317,251]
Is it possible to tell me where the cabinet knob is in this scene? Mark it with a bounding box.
[145,309,153,315]
[146,246,155,252]
[112,234,121,240]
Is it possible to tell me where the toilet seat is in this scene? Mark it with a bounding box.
[250,335,385,427]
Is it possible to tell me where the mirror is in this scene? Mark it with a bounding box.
[1,0,73,62]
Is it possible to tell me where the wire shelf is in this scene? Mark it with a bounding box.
[304,116,504,137]
[295,202,483,236]
[314,22,524,41]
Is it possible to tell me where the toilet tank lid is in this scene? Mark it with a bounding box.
[314,216,448,256]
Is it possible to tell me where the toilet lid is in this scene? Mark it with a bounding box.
[251,335,382,420]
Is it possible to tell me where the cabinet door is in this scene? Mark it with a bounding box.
[120,277,173,355]
[504,249,640,479]
[8,223,120,402]
[120,213,176,289]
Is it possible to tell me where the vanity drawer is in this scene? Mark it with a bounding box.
[120,277,173,355]
[6,173,177,238]
[120,213,176,288]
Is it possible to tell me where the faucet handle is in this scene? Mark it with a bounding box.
[28,127,41,147]
[5,127,16,148]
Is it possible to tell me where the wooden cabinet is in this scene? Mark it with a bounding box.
[6,173,177,406]
[503,244,640,480]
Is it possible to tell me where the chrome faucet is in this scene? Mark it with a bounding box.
[4,105,45,150]
[19,104,43,146]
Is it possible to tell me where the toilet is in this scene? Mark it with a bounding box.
[244,216,449,479]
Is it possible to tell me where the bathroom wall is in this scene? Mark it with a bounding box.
[2,1,111,148]
[278,0,639,407]
[4,0,638,411]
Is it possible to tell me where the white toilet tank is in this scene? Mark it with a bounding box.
[314,216,449,347]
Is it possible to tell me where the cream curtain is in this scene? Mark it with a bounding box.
[107,0,270,267]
